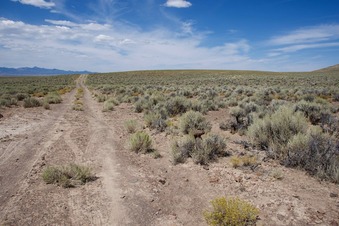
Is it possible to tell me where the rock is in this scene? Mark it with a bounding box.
[330,193,338,198]
[277,213,285,221]
[0,113,3,118]
[203,165,209,170]
[159,178,166,185]
[235,176,243,183]
[209,177,219,183]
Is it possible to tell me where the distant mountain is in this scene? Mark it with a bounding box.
[0,67,93,76]
[314,64,339,72]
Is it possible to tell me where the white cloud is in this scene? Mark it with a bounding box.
[269,25,339,45]
[267,24,339,57]
[164,0,192,8]
[272,42,339,54]
[0,18,262,72]
[12,0,55,9]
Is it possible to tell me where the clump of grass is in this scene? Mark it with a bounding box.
[230,155,257,168]
[23,97,42,108]
[42,164,94,188]
[204,197,259,226]
[44,92,62,104]
[271,169,284,180]
[73,100,84,111]
[16,93,29,101]
[43,101,50,110]
[230,156,242,168]
[129,131,152,153]
[102,98,119,112]
[124,119,138,133]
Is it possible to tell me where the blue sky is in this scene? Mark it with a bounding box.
[1,0,339,72]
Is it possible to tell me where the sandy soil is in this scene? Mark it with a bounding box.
[0,75,338,225]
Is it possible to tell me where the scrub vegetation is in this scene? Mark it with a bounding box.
[87,69,339,183]
[0,74,78,108]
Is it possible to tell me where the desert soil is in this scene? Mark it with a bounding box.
[0,75,338,226]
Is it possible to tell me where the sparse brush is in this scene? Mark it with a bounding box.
[44,92,62,104]
[102,100,114,112]
[271,169,284,180]
[230,156,242,168]
[171,134,227,165]
[241,155,257,167]
[203,134,228,159]
[204,197,259,226]
[247,106,308,157]
[42,164,93,188]
[165,96,191,116]
[180,110,211,135]
[43,101,50,110]
[144,112,167,132]
[124,119,138,133]
[23,97,42,108]
[129,131,152,153]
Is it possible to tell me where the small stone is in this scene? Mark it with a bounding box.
[120,195,126,199]
[203,165,209,170]
[0,113,3,118]
[330,193,338,198]
[159,178,166,185]
[277,213,285,221]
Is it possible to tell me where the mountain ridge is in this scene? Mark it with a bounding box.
[0,66,93,76]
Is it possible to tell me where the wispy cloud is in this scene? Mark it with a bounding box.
[164,0,192,8]
[269,25,339,45]
[12,0,55,9]
[0,18,259,72]
[268,24,339,56]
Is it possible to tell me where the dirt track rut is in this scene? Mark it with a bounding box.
[0,75,129,225]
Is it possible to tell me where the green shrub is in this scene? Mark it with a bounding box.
[23,97,42,108]
[165,96,191,116]
[247,106,308,158]
[294,100,330,124]
[230,156,242,168]
[124,119,138,133]
[204,197,259,226]
[102,98,119,112]
[180,111,211,135]
[129,131,152,153]
[171,136,195,164]
[103,100,114,112]
[42,164,93,188]
[16,93,29,101]
[203,134,228,160]
[96,94,107,102]
[43,101,50,110]
[0,98,11,107]
[284,127,339,183]
[144,112,167,132]
[44,92,62,104]
[171,134,227,165]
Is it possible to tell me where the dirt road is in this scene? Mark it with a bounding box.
[0,75,129,225]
